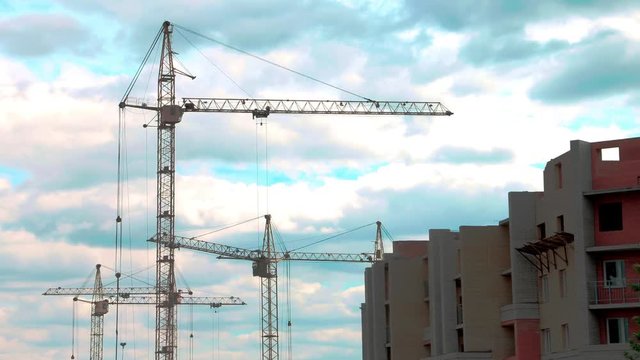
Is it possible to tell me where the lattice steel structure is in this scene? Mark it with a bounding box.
[152,216,385,360]
[43,265,245,360]
[155,21,179,360]
[120,19,452,360]
[90,264,106,360]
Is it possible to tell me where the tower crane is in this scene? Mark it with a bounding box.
[152,214,384,360]
[119,20,452,360]
[43,264,245,360]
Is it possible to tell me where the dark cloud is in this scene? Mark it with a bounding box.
[460,31,569,65]
[430,146,514,164]
[403,0,636,70]
[403,0,634,32]
[529,33,640,104]
[53,0,406,55]
[0,14,93,57]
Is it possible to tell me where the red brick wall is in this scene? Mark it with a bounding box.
[591,138,640,190]
[593,192,640,246]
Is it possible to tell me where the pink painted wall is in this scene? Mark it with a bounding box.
[593,192,640,246]
[514,319,540,360]
[591,138,640,190]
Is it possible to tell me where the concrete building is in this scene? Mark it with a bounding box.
[361,137,640,360]
[509,137,640,359]
[427,226,514,360]
[362,241,429,360]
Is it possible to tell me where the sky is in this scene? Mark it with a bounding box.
[1,0,640,359]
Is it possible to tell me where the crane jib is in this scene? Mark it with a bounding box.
[181,98,453,116]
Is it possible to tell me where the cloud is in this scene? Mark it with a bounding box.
[430,146,514,164]
[529,32,640,103]
[0,14,93,57]
[404,0,635,32]
[460,31,569,65]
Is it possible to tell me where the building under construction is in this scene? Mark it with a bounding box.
[362,136,640,360]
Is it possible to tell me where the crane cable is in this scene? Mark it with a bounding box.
[285,260,292,360]
[273,224,292,360]
[71,298,77,359]
[289,222,377,252]
[189,303,194,360]
[173,24,374,102]
[114,106,126,360]
[174,27,253,98]
[120,25,163,105]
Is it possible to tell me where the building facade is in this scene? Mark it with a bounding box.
[362,241,429,360]
[361,137,640,360]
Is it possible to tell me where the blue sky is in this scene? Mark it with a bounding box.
[1,1,640,359]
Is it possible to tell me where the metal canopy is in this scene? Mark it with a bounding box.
[516,232,574,274]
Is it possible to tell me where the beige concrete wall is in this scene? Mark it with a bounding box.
[362,241,428,360]
[388,241,429,359]
[429,229,461,356]
[536,140,597,352]
[459,225,514,360]
[362,262,388,360]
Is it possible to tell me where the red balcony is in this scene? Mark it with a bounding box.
[589,278,640,307]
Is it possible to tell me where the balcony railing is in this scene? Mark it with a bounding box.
[456,303,463,325]
[589,278,640,305]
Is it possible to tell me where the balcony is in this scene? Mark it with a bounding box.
[456,303,463,325]
[589,279,640,308]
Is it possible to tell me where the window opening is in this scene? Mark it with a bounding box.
[599,203,622,232]
[561,323,569,350]
[537,223,546,240]
[557,215,565,232]
[601,147,620,161]
[541,275,549,303]
[541,328,551,354]
[604,260,625,288]
[555,163,563,188]
[559,269,567,298]
[607,318,629,343]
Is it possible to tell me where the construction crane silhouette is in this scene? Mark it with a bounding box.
[43,264,245,360]
[119,20,452,360]
[153,214,385,360]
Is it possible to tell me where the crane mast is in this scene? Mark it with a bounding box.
[260,215,278,360]
[90,264,107,360]
[156,20,180,360]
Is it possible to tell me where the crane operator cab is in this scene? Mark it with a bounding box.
[160,104,184,125]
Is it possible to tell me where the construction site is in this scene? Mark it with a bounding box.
[42,21,453,360]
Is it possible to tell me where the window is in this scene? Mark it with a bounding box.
[557,215,565,232]
[540,275,549,303]
[599,203,623,232]
[537,222,546,240]
[561,323,569,350]
[559,269,567,298]
[541,328,551,354]
[607,318,629,343]
[601,147,620,161]
[604,260,625,288]
[555,163,563,188]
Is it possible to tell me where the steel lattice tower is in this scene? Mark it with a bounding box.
[155,21,178,360]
